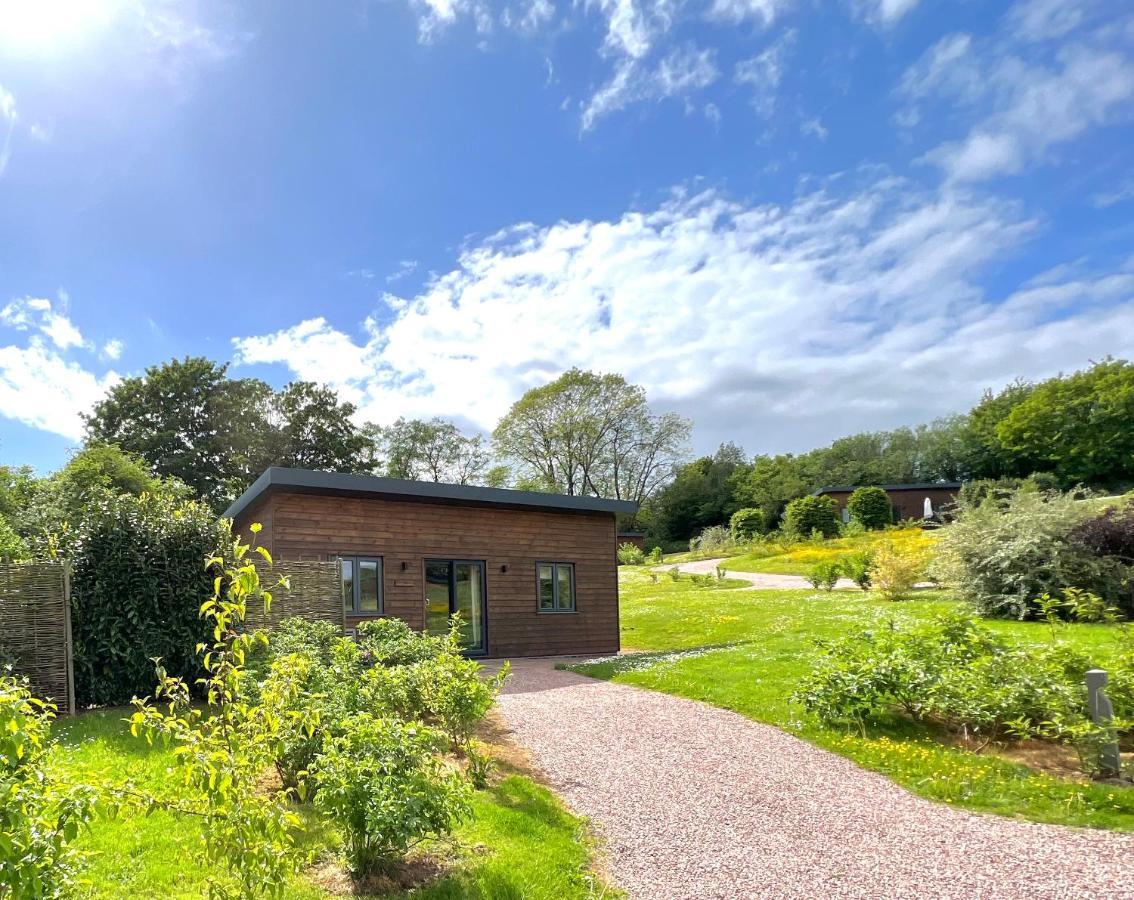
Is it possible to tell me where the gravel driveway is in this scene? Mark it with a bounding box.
[654,557,857,590]
[493,659,1134,899]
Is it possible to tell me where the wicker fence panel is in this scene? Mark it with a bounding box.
[244,560,343,631]
[0,562,74,713]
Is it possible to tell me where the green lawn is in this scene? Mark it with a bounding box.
[569,570,1134,830]
[51,710,616,899]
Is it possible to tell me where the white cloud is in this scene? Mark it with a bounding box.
[897,33,979,106]
[582,43,719,130]
[0,83,15,177]
[801,116,827,140]
[1092,179,1134,208]
[0,85,14,122]
[705,0,787,27]
[231,175,1134,455]
[0,338,119,440]
[1007,0,1090,43]
[734,31,793,117]
[926,45,1134,182]
[102,339,125,360]
[386,259,420,284]
[0,296,88,350]
[853,0,922,27]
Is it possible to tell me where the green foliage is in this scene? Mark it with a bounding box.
[0,515,28,563]
[870,540,929,601]
[647,443,747,542]
[806,561,842,592]
[841,551,874,591]
[728,507,766,540]
[997,358,1134,488]
[84,358,376,510]
[367,416,492,485]
[0,676,97,898]
[69,492,226,707]
[128,525,310,900]
[311,715,472,877]
[846,487,892,529]
[932,488,1128,619]
[688,524,733,553]
[493,367,690,507]
[783,495,840,539]
[795,614,1114,763]
[646,546,663,565]
[617,542,646,565]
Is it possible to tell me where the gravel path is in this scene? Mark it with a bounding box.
[493,659,1134,900]
[653,557,860,590]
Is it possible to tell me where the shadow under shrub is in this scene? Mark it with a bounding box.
[69,493,226,706]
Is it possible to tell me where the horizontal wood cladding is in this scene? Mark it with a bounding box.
[235,491,620,658]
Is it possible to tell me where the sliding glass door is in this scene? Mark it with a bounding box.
[424,560,486,655]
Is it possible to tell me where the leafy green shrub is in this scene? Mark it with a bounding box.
[311,715,471,877]
[128,525,309,900]
[796,613,1090,746]
[689,525,733,553]
[1,676,97,898]
[667,566,682,581]
[806,561,842,592]
[846,487,891,529]
[783,495,840,539]
[729,507,766,540]
[842,551,874,591]
[70,493,226,706]
[646,546,663,565]
[932,488,1116,619]
[356,617,445,667]
[617,542,646,565]
[870,540,929,601]
[0,516,28,563]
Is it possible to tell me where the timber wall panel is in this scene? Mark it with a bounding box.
[0,562,73,712]
[236,492,619,658]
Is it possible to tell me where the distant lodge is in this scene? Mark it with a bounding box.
[813,483,962,524]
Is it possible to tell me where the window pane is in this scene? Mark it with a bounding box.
[557,564,574,611]
[425,561,452,636]
[538,564,555,610]
[340,558,355,613]
[454,563,485,653]
[359,559,380,613]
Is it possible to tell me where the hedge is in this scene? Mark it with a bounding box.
[69,493,227,706]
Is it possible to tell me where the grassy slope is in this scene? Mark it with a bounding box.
[570,571,1134,830]
[716,527,933,576]
[51,711,615,899]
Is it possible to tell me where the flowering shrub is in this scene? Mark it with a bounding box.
[617,542,645,565]
[870,540,930,601]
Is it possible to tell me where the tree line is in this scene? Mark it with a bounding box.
[1,355,1130,555]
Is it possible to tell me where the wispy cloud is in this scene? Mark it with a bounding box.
[232,173,1132,453]
[734,30,794,117]
[1,296,88,350]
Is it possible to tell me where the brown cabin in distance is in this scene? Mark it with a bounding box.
[813,483,962,524]
[223,468,636,659]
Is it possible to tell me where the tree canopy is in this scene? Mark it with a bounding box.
[368,418,492,485]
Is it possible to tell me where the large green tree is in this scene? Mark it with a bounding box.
[492,369,690,506]
[647,443,749,541]
[368,417,492,485]
[997,359,1134,487]
[265,382,372,473]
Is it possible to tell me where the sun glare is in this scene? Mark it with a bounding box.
[0,0,119,53]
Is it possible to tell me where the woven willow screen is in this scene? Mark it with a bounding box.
[0,562,75,714]
[244,560,343,631]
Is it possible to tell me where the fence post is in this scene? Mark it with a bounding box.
[1085,668,1121,777]
[62,563,77,717]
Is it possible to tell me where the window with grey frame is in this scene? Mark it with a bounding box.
[336,555,383,615]
[537,562,576,613]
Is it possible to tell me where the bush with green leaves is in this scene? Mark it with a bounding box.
[932,488,1123,619]
[128,524,312,900]
[806,561,842,592]
[782,495,840,539]
[646,546,663,565]
[729,507,766,540]
[870,540,930,601]
[311,714,472,877]
[842,551,874,591]
[688,524,733,553]
[617,542,646,565]
[846,487,892,529]
[70,492,227,706]
[0,515,28,564]
[795,613,1097,749]
[1,675,98,899]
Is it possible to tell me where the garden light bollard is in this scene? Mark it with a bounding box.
[1085,668,1122,777]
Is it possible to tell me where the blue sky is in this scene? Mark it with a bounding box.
[1,0,1133,473]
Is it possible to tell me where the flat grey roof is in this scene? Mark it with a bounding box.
[813,482,962,495]
[222,467,639,520]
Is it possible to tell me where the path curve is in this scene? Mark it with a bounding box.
[653,557,860,590]
[494,659,1134,900]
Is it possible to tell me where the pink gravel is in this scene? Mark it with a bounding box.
[492,659,1134,899]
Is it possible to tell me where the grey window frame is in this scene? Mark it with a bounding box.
[536,561,576,613]
[335,555,384,616]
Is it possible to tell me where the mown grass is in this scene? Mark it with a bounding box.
[569,570,1134,830]
[51,710,615,899]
